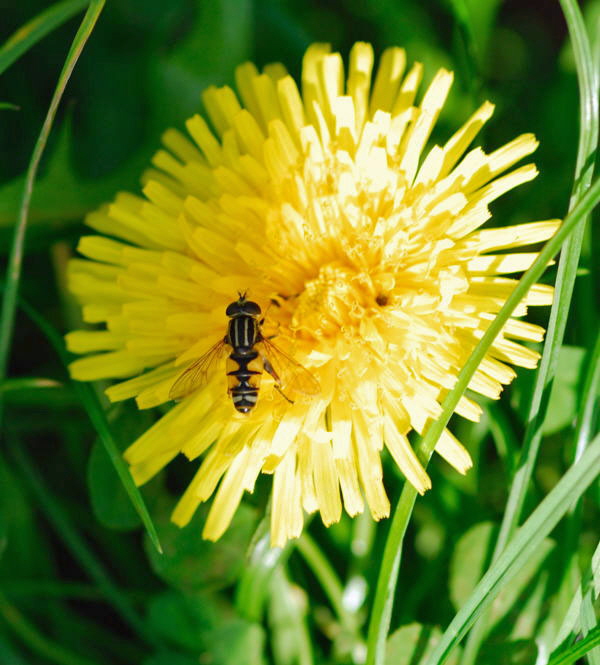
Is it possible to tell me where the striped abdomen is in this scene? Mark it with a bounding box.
[226,351,262,413]
[226,314,263,413]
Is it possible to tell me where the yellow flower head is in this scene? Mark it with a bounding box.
[67,43,557,546]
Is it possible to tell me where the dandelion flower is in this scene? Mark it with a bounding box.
[67,43,557,546]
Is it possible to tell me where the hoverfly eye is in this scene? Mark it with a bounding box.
[225,301,242,317]
[242,301,261,316]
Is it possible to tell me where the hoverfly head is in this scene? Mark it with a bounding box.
[226,293,261,318]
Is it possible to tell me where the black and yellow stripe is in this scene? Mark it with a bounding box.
[226,312,263,413]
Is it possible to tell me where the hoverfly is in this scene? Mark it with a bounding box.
[169,293,320,413]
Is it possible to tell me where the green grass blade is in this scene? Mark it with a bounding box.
[365,171,600,665]
[0,0,88,76]
[0,0,104,421]
[424,433,600,665]
[548,625,600,665]
[553,539,600,650]
[0,377,62,393]
[296,533,360,640]
[460,2,599,660]
[15,297,162,554]
[0,0,162,558]
[573,329,600,462]
[580,595,600,665]
[491,0,599,562]
[0,591,98,665]
[8,442,160,649]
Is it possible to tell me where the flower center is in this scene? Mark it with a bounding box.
[290,262,392,341]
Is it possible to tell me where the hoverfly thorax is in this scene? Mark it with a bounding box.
[225,296,262,355]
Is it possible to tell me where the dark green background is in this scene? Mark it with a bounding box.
[1,1,597,664]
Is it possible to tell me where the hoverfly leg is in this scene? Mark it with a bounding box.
[263,356,295,404]
[262,356,281,383]
[274,383,294,404]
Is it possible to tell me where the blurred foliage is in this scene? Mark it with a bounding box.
[0,1,598,664]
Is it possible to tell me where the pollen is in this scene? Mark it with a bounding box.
[67,42,557,547]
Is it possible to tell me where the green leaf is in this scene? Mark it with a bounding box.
[386,624,460,665]
[0,0,88,75]
[449,523,496,610]
[145,499,257,593]
[0,102,19,111]
[87,408,159,531]
[208,619,265,665]
[447,0,502,83]
[0,115,148,229]
[0,460,12,562]
[146,590,266,665]
[87,443,141,531]
[147,591,221,652]
[511,346,589,435]
[148,0,253,132]
[491,0,600,561]
[450,522,554,636]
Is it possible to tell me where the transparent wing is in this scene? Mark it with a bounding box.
[168,339,227,401]
[259,338,320,399]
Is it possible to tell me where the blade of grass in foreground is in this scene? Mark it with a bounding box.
[423,433,600,665]
[9,442,161,650]
[0,0,104,424]
[364,172,600,665]
[552,539,600,649]
[0,591,98,665]
[548,625,600,665]
[460,1,599,660]
[366,171,600,665]
[16,296,162,554]
[0,0,161,556]
[0,0,88,75]
[491,0,599,568]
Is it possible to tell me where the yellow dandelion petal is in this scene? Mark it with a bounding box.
[67,43,558,546]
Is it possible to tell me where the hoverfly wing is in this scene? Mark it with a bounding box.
[168,339,227,401]
[259,338,320,398]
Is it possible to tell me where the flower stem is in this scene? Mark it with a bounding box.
[296,532,359,638]
[365,445,435,665]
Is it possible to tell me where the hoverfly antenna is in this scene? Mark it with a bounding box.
[238,290,247,300]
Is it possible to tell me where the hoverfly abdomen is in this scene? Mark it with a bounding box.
[226,348,262,414]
